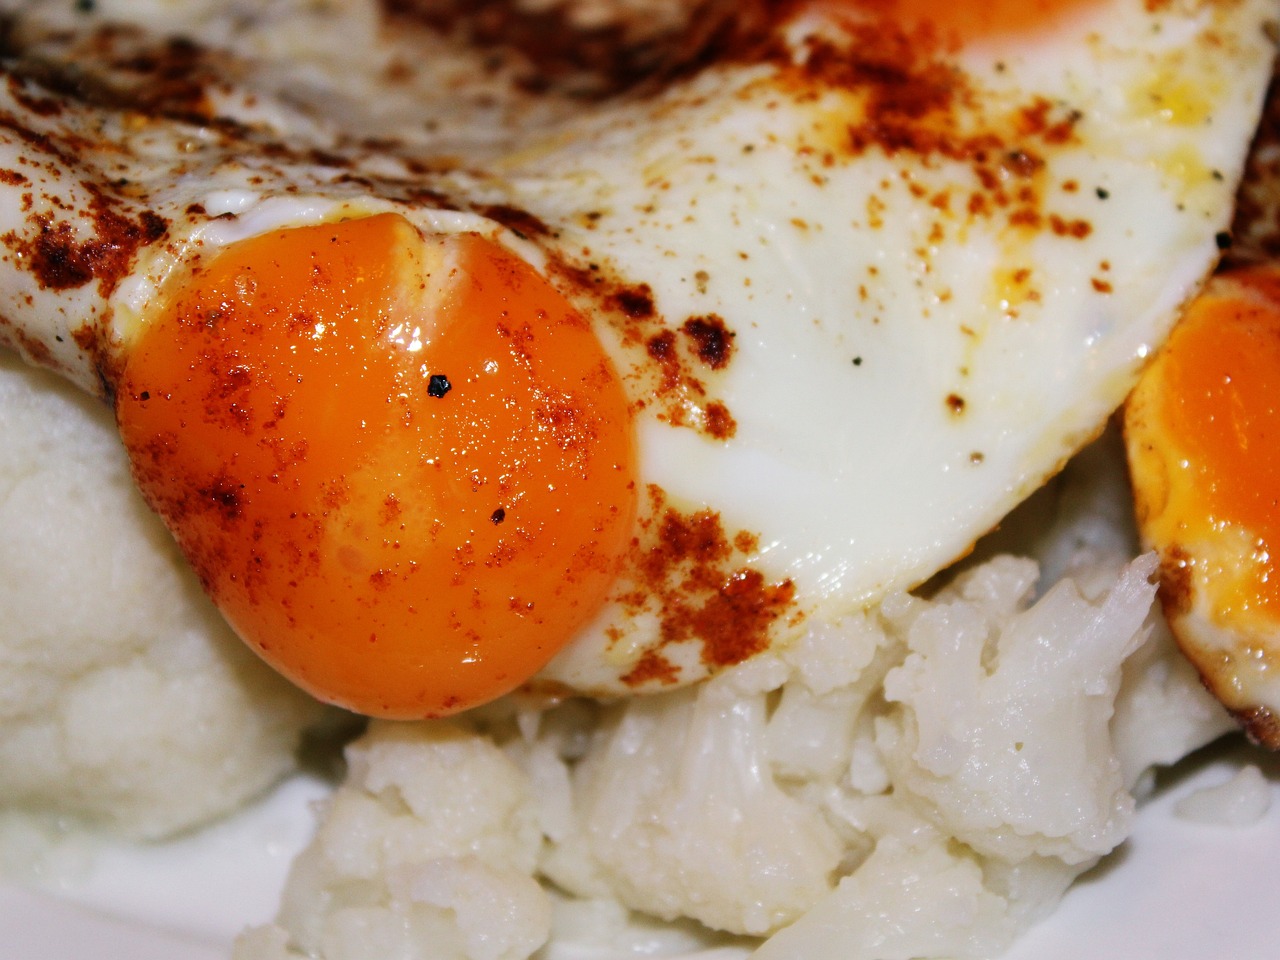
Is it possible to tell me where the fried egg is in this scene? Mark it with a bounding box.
[0,0,1274,718]
[1126,264,1280,745]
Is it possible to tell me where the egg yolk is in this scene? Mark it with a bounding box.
[841,0,1099,43]
[115,213,637,718]
[1126,264,1280,630]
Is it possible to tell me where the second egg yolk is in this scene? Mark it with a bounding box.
[835,0,1101,45]
[115,213,637,718]
[1126,264,1280,631]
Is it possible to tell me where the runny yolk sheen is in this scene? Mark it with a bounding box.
[1126,265,1280,629]
[115,213,637,718]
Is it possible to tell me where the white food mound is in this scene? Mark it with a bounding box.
[0,354,324,846]
[229,438,1237,960]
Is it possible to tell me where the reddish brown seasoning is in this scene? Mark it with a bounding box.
[1049,213,1092,238]
[548,258,744,442]
[614,486,798,688]
[703,400,737,439]
[620,649,682,686]
[11,193,167,294]
[741,14,1091,260]
[1,322,56,368]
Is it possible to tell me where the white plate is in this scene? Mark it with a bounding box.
[3,740,1278,960]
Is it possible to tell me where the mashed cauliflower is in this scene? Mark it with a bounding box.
[0,354,324,844]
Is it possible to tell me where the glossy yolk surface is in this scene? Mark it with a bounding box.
[1128,265,1280,629]
[115,213,637,718]
[842,0,1100,43]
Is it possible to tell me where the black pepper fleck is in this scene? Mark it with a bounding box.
[490,508,506,524]
[427,374,452,398]
[1215,231,1232,250]
[1096,187,1110,200]
[852,356,863,366]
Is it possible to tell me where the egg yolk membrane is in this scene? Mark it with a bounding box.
[115,213,637,718]
[1127,265,1280,631]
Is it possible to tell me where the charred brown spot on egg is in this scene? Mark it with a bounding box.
[610,283,657,319]
[1156,545,1195,619]
[1230,704,1280,750]
[646,328,675,363]
[474,203,555,240]
[681,313,735,370]
[70,320,120,396]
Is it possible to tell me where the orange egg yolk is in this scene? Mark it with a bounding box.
[1128,265,1280,628]
[115,213,637,718]
[839,0,1099,43]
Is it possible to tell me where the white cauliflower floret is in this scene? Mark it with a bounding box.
[238,721,550,960]
[0,354,322,841]
[875,554,1157,864]
[542,673,842,937]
